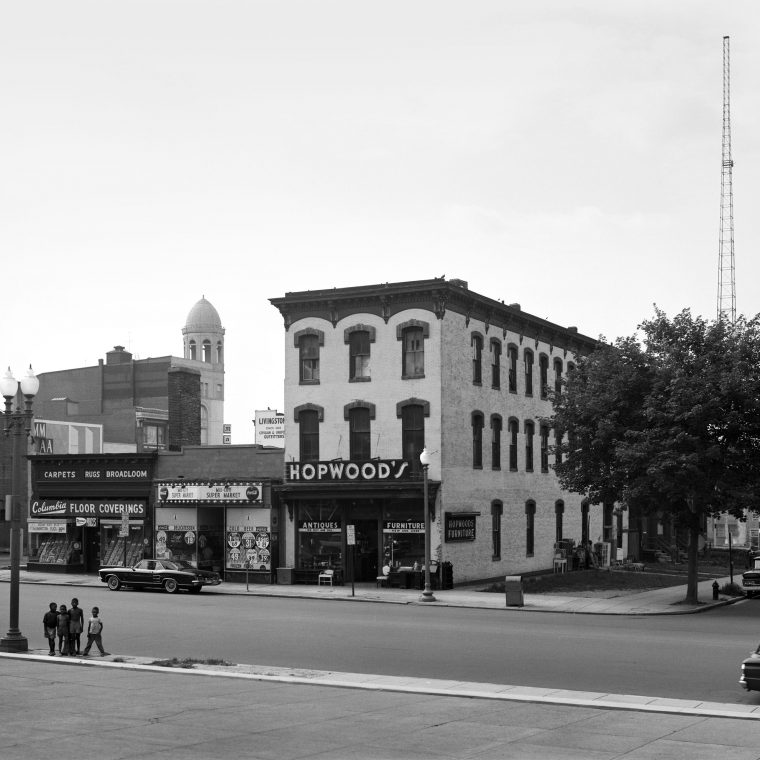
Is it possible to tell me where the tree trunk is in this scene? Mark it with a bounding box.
[684,512,701,605]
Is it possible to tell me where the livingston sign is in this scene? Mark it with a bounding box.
[30,500,147,518]
[286,459,412,483]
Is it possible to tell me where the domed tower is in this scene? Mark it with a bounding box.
[182,296,225,445]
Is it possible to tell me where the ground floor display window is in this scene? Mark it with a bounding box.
[154,507,198,564]
[297,503,342,571]
[226,507,272,572]
[100,521,146,567]
[29,521,80,566]
[382,509,425,570]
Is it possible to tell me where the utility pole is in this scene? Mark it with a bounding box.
[717,35,736,324]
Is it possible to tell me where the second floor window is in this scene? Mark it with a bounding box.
[508,418,518,471]
[540,425,549,472]
[524,420,535,471]
[540,354,549,399]
[299,334,320,382]
[491,415,502,470]
[299,409,320,462]
[401,404,425,474]
[349,331,371,380]
[472,412,484,469]
[349,407,371,460]
[472,334,483,385]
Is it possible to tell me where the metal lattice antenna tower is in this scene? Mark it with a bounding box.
[717,35,736,323]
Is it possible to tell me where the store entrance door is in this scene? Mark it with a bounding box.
[353,519,379,581]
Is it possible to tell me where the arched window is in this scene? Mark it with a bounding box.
[524,349,534,396]
[491,500,503,560]
[399,402,426,474]
[471,333,483,385]
[508,344,518,393]
[397,320,429,379]
[525,501,536,557]
[508,418,519,471]
[346,404,373,460]
[299,334,321,383]
[524,420,535,471]
[349,331,371,380]
[202,340,211,363]
[295,405,322,462]
[216,341,223,364]
[555,500,565,544]
[539,354,549,399]
[555,427,563,466]
[189,339,197,361]
[554,358,563,397]
[490,338,501,389]
[472,411,484,469]
[491,414,502,470]
[540,424,550,472]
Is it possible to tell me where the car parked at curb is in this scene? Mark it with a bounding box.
[740,642,760,691]
[99,559,222,594]
[741,556,760,598]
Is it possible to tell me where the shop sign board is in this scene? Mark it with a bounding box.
[346,525,356,545]
[28,521,67,533]
[444,513,477,542]
[383,520,424,534]
[37,465,151,482]
[75,517,98,527]
[158,482,263,504]
[254,410,284,447]
[30,499,146,518]
[286,459,413,483]
[298,520,341,532]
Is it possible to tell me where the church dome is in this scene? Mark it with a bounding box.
[185,297,223,332]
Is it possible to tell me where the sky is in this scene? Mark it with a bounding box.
[2,1,759,444]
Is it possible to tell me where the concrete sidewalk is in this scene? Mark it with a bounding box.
[0,559,744,615]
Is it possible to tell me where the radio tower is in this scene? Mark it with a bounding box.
[717,35,736,323]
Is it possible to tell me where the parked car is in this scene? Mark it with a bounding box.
[741,556,760,598]
[99,559,222,594]
[739,642,760,691]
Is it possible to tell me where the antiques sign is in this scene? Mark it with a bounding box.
[31,499,147,518]
[444,513,477,542]
[286,459,412,482]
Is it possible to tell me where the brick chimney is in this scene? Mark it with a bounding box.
[167,367,201,450]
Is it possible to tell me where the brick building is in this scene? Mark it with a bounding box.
[270,277,609,586]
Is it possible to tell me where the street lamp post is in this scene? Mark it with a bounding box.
[0,365,39,653]
[419,448,436,603]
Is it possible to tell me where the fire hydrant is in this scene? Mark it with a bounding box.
[712,580,720,600]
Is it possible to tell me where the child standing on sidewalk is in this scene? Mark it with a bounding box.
[82,607,109,657]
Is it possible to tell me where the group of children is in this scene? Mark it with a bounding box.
[42,599,109,657]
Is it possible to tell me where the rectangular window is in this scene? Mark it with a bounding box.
[144,424,166,450]
[403,328,425,377]
[299,335,320,383]
[349,331,371,380]
[299,410,320,462]
[492,503,503,560]
[401,405,425,474]
[349,407,371,460]
[508,346,518,393]
[491,341,501,389]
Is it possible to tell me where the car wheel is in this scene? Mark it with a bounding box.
[163,578,179,594]
[106,575,121,591]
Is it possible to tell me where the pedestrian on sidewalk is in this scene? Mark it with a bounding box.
[82,607,109,657]
[42,602,58,656]
[56,604,71,656]
[69,598,84,655]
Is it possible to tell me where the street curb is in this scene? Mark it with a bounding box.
[2,650,759,721]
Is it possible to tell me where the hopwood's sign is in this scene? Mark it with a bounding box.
[286,460,413,483]
[444,513,477,542]
[30,499,147,518]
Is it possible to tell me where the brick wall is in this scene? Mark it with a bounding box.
[167,367,201,450]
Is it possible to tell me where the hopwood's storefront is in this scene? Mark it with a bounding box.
[155,480,276,583]
[28,454,156,573]
[275,459,440,586]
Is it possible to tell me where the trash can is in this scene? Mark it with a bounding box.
[505,575,524,607]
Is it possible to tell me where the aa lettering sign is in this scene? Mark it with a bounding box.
[444,513,477,542]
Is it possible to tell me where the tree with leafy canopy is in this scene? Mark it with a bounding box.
[551,308,760,604]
